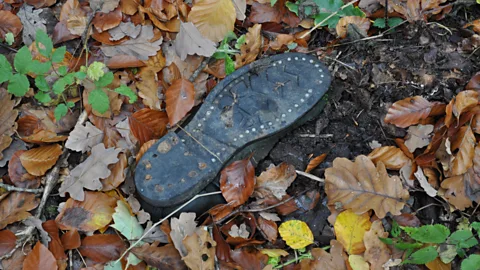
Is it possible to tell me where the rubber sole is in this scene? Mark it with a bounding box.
[135,52,331,209]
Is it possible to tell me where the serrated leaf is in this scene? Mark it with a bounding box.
[448,230,478,249]
[58,66,68,76]
[114,84,137,103]
[388,18,404,27]
[403,246,438,265]
[96,71,114,87]
[54,104,68,121]
[278,220,314,249]
[28,60,52,75]
[402,224,450,244]
[34,91,51,103]
[35,75,49,92]
[52,46,66,63]
[63,73,75,85]
[0,54,13,83]
[75,71,87,80]
[66,101,75,108]
[14,47,33,74]
[52,78,66,95]
[65,122,104,153]
[88,89,110,114]
[8,73,29,97]
[35,29,53,57]
[462,254,480,270]
[373,18,386,28]
[111,200,144,242]
[471,222,480,232]
[225,55,235,75]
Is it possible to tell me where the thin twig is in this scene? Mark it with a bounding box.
[189,57,211,82]
[295,170,325,183]
[0,183,44,194]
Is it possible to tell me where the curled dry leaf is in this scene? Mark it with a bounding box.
[65,122,104,153]
[384,96,434,128]
[364,220,391,270]
[132,243,188,270]
[235,24,262,69]
[336,16,371,38]
[129,108,168,146]
[368,146,410,170]
[55,191,117,232]
[182,229,217,270]
[79,234,126,263]
[325,155,410,219]
[451,90,478,121]
[305,153,327,173]
[253,162,296,200]
[19,144,62,176]
[136,139,157,164]
[0,11,23,39]
[0,88,18,161]
[220,157,256,207]
[187,0,236,42]
[165,78,195,126]
[23,242,57,270]
[334,210,371,255]
[0,229,16,257]
[136,69,161,110]
[0,192,39,230]
[450,125,475,176]
[299,240,347,270]
[414,167,437,197]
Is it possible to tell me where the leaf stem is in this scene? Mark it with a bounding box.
[272,252,313,269]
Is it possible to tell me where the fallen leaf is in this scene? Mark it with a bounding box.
[450,125,475,176]
[466,71,480,90]
[452,90,478,121]
[0,11,23,39]
[230,248,269,270]
[92,7,122,32]
[405,124,434,152]
[42,220,67,269]
[0,192,39,229]
[90,0,120,13]
[228,223,250,239]
[278,220,314,249]
[175,22,216,61]
[110,200,144,242]
[59,143,121,201]
[249,0,300,27]
[17,5,47,46]
[132,243,188,270]
[235,24,262,69]
[0,139,26,167]
[415,166,438,197]
[109,22,141,41]
[300,240,347,270]
[55,191,117,232]
[187,0,236,42]
[441,174,473,210]
[65,122,104,153]
[79,234,126,263]
[426,257,452,270]
[259,212,281,221]
[306,153,327,173]
[170,212,197,257]
[233,0,246,20]
[19,144,62,176]
[253,162,296,200]
[259,249,288,258]
[129,108,168,146]
[0,89,18,161]
[0,229,16,256]
[21,130,68,144]
[368,146,410,170]
[1,243,32,270]
[60,229,81,250]
[101,152,127,191]
[8,150,39,188]
[334,210,371,255]
[165,78,195,126]
[23,241,57,270]
[384,96,434,128]
[257,216,278,242]
[348,255,369,270]
[25,0,56,8]
[136,69,161,110]
[220,157,256,207]
[325,155,410,218]
[182,228,216,270]
[61,0,88,36]
[364,220,391,270]
[336,16,371,38]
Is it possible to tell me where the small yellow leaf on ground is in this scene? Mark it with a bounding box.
[187,0,236,42]
[348,255,370,270]
[278,220,313,249]
[334,210,371,255]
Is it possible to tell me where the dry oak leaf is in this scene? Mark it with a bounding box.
[174,22,216,61]
[129,108,168,146]
[449,125,475,176]
[165,78,195,126]
[58,143,121,201]
[182,228,217,270]
[441,174,473,210]
[109,22,141,41]
[336,16,371,38]
[0,229,16,257]
[78,234,126,263]
[0,192,39,229]
[101,25,163,61]
[368,146,410,170]
[0,88,18,160]
[0,11,23,39]
[235,24,262,69]
[101,152,127,191]
[364,220,391,270]
[220,157,256,207]
[19,144,62,176]
[23,241,57,270]
[334,210,371,255]
[170,212,197,257]
[325,155,410,219]
[55,191,117,232]
[187,0,236,43]
[136,69,161,110]
[65,122,104,153]
[132,243,188,270]
[299,240,347,270]
[384,96,434,128]
[253,162,296,200]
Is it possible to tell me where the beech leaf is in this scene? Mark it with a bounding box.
[187,0,236,42]
[278,220,314,249]
[384,96,434,128]
[368,146,410,170]
[0,192,39,229]
[19,144,62,176]
[132,243,187,270]
[0,229,16,257]
[334,210,371,255]
[450,125,475,176]
[23,242,57,270]
[165,78,195,126]
[0,88,18,161]
[79,234,126,263]
[129,108,168,146]
[220,157,256,207]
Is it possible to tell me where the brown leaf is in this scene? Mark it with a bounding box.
[101,152,127,191]
[136,69,161,110]
[325,155,410,219]
[392,213,421,227]
[404,124,434,152]
[23,241,58,270]
[182,229,216,270]
[363,220,391,270]
[187,0,236,42]
[336,16,371,38]
[0,11,23,39]
[253,162,296,200]
[60,0,87,35]
[0,192,39,229]
[384,96,434,128]
[25,0,56,8]
[450,125,475,176]
[368,146,410,170]
[257,216,278,242]
[441,174,472,210]
[306,153,327,173]
[249,0,300,27]
[0,229,16,257]
[213,225,233,263]
[129,108,168,146]
[220,157,256,207]
[8,150,40,188]
[135,139,157,164]
[55,191,117,232]
[53,21,79,44]
[230,248,269,270]
[257,195,298,215]
[20,130,68,144]
[79,234,126,263]
[19,144,63,176]
[426,257,452,270]
[0,88,18,161]
[42,220,67,269]
[1,243,32,270]
[92,7,122,32]
[466,71,480,90]
[300,240,347,270]
[452,90,478,120]
[174,22,217,60]
[61,229,81,250]
[235,24,262,69]
[165,78,195,126]
[120,0,139,15]
[132,243,187,270]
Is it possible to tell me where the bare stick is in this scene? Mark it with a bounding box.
[296,170,325,183]
[117,190,223,262]
[0,183,44,194]
[300,0,360,39]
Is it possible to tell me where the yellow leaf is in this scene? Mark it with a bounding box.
[278,220,313,249]
[348,255,370,270]
[187,0,236,42]
[334,210,371,255]
[259,249,289,258]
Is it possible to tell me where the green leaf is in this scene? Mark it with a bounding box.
[35,76,49,92]
[88,89,110,113]
[58,66,68,76]
[87,61,106,81]
[54,104,68,121]
[313,13,341,29]
[34,91,52,103]
[225,55,235,75]
[267,256,281,266]
[312,0,364,28]
[373,18,386,29]
[51,46,66,63]
[402,246,438,265]
[111,200,144,241]
[95,71,114,87]
[471,222,480,232]
[114,85,137,103]
[379,237,393,245]
[271,0,278,6]
[387,18,404,28]
[63,73,75,85]
[28,60,52,75]
[14,46,33,74]
[0,54,13,83]
[341,5,365,17]
[8,74,29,97]
[36,29,53,58]
[448,230,478,249]
[462,254,480,270]
[286,2,299,15]
[53,78,66,95]
[402,224,450,243]
[5,32,14,46]
[391,220,401,237]
[235,34,246,49]
[66,101,75,108]
[75,71,87,80]
[394,242,423,250]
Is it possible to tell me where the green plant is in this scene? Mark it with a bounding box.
[213,31,246,75]
[373,17,404,29]
[379,221,480,269]
[0,30,137,120]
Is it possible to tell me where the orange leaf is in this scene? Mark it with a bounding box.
[452,90,478,121]
[230,248,269,270]
[92,7,122,32]
[257,216,278,242]
[220,157,256,207]
[464,19,480,34]
[8,150,40,188]
[336,16,371,38]
[384,96,434,128]
[165,78,195,126]
[368,146,410,170]
[79,234,126,263]
[60,229,81,250]
[135,139,157,164]
[0,11,23,39]
[0,229,16,257]
[249,0,300,28]
[253,162,296,200]
[466,72,480,90]
[129,108,168,146]
[0,192,39,230]
[42,220,67,269]
[305,153,327,173]
[187,0,236,42]
[20,130,68,144]
[101,152,128,191]
[235,24,262,69]
[20,144,63,176]
[0,88,18,160]
[136,69,161,110]
[450,126,475,176]
[441,174,473,210]
[132,243,187,269]
[23,242,57,270]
